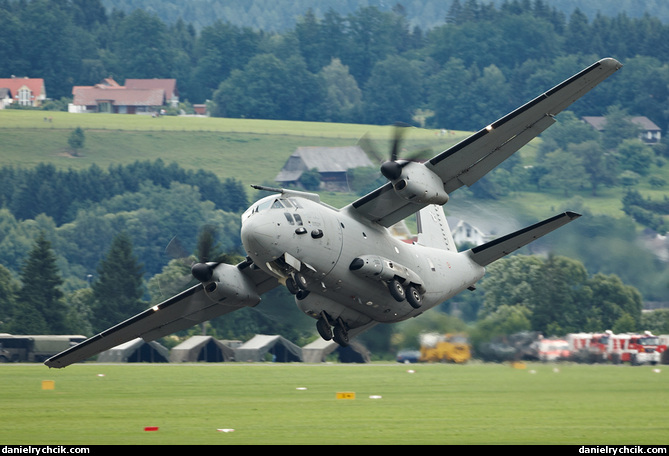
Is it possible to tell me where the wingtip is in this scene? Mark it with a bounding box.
[564,211,582,220]
[599,57,623,71]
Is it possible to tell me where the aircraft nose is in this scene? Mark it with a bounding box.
[241,213,278,259]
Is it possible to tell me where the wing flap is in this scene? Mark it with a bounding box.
[466,212,581,267]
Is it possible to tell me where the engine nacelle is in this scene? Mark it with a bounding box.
[349,254,422,289]
[201,263,261,306]
[391,161,449,205]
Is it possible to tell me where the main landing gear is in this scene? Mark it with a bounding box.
[284,274,349,347]
[317,313,349,347]
[388,278,422,309]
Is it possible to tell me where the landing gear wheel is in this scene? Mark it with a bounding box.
[388,279,406,302]
[316,316,333,341]
[295,272,309,290]
[285,277,299,294]
[406,286,422,309]
[295,290,310,300]
[333,324,349,347]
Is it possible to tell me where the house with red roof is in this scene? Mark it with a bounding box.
[69,78,179,114]
[0,77,46,108]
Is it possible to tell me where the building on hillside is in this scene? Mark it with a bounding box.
[275,146,374,191]
[69,78,178,114]
[582,115,662,144]
[0,77,47,108]
[124,78,179,108]
[450,219,489,249]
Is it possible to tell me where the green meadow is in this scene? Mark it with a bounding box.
[0,110,469,209]
[0,363,666,445]
[1,109,658,221]
[0,110,462,185]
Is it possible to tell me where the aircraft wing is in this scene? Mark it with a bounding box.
[347,58,622,227]
[44,261,278,368]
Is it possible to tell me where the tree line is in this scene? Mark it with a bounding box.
[102,0,669,33]
[0,159,247,225]
[4,0,669,132]
[0,160,246,282]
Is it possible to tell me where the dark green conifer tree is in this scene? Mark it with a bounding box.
[10,232,67,334]
[91,232,145,333]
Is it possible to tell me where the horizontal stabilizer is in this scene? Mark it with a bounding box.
[466,212,581,267]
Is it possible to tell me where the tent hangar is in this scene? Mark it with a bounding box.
[234,335,302,362]
[97,338,169,363]
[169,336,235,362]
[302,338,371,363]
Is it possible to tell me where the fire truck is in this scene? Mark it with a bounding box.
[534,337,570,362]
[566,332,610,363]
[567,331,666,365]
[607,331,665,365]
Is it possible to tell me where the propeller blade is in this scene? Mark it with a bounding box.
[165,236,190,260]
[357,133,384,164]
[390,121,410,162]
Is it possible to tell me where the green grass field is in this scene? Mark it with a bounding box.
[0,110,468,209]
[3,109,663,222]
[1,362,666,445]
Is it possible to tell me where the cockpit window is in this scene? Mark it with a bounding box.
[289,198,302,209]
[254,199,273,212]
[254,198,285,212]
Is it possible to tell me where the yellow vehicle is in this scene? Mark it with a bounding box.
[419,333,471,363]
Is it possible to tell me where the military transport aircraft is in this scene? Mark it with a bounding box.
[45,58,622,368]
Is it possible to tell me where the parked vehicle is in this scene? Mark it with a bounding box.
[0,334,85,362]
[567,331,666,365]
[419,333,471,363]
[396,350,421,363]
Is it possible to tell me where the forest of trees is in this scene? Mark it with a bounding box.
[4,0,669,131]
[101,0,669,33]
[2,0,669,354]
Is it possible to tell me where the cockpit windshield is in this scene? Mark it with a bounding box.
[256,198,283,212]
[244,197,294,219]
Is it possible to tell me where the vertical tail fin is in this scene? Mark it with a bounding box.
[416,205,457,251]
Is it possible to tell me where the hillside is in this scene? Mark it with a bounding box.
[2,110,663,224]
[0,110,469,205]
